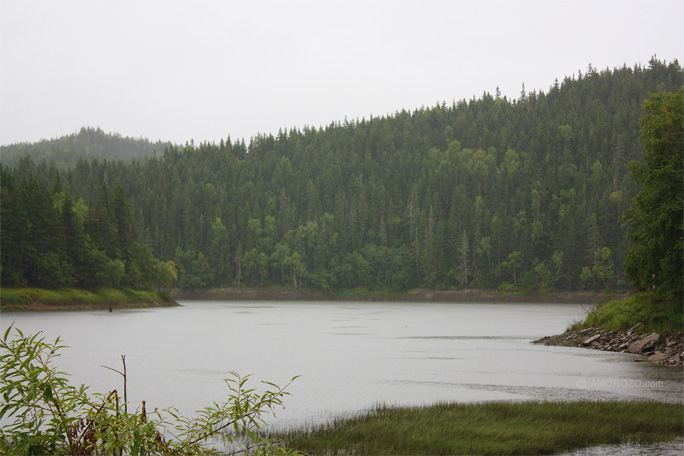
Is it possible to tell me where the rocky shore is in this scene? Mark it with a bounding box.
[534,325,684,367]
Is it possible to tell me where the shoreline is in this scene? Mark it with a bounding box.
[171,287,626,304]
[534,326,684,367]
[0,287,179,312]
[1,299,179,312]
[3,286,627,310]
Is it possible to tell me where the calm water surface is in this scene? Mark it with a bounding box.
[2,300,682,432]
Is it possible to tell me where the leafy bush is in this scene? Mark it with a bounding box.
[0,325,300,455]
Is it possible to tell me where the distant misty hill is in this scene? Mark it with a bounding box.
[0,127,173,168]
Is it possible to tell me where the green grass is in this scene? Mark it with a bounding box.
[0,287,169,310]
[572,292,683,335]
[280,400,683,455]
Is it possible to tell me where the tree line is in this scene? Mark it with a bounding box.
[1,164,176,289]
[2,58,681,292]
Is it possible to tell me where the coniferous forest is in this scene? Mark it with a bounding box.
[0,127,172,169]
[1,59,682,292]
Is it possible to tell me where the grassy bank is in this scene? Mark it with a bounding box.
[571,292,683,335]
[280,400,683,455]
[0,287,176,311]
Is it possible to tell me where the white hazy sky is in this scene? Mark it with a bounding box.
[1,0,682,146]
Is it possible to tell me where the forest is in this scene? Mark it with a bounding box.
[0,167,176,290]
[0,127,171,169]
[1,58,682,292]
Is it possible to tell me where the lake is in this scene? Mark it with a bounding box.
[2,300,682,433]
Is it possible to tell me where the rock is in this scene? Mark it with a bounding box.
[537,327,682,367]
[627,323,641,335]
[582,334,602,346]
[648,352,669,362]
[628,332,663,354]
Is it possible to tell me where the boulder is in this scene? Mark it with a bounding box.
[628,332,663,354]
[648,352,669,362]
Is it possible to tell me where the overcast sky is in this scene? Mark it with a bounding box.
[1,0,682,146]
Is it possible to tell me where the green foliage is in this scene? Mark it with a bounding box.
[282,401,683,455]
[174,248,214,289]
[500,251,522,285]
[335,252,371,288]
[624,88,683,303]
[0,326,301,455]
[578,292,684,334]
[580,247,616,289]
[0,164,172,291]
[154,260,178,290]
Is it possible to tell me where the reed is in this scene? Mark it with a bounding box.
[281,400,683,455]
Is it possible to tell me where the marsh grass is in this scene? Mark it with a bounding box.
[280,400,683,455]
[572,292,684,335]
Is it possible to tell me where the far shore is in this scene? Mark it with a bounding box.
[172,287,628,304]
[1,286,630,312]
[0,287,178,312]
[1,299,179,312]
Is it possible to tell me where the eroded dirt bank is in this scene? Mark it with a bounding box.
[172,287,626,303]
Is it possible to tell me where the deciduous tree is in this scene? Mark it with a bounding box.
[624,89,683,302]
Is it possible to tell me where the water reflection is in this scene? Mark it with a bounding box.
[562,438,683,456]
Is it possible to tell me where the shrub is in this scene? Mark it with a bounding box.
[0,325,300,455]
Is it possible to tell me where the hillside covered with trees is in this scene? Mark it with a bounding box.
[2,59,681,293]
[0,127,172,169]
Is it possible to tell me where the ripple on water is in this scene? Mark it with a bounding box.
[562,438,683,456]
